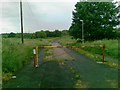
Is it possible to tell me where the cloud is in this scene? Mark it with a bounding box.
[1,0,78,2]
[0,1,78,33]
[0,18,20,33]
[2,2,20,18]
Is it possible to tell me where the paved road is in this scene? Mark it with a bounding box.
[63,47,118,88]
[51,41,118,88]
[3,42,118,88]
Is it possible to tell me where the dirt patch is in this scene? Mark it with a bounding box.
[53,48,73,60]
[50,42,74,61]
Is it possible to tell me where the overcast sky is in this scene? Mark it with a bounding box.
[0,0,119,34]
[0,0,79,34]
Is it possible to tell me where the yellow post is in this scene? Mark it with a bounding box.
[36,46,39,67]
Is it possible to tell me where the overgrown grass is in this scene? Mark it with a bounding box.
[59,36,118,59]
[59,36,118,68]
[82,40,118,59]
[2,38,50,81]
[59,35,76,46]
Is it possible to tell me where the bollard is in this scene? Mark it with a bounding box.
[33,48,36,67]
[102,44,105,64]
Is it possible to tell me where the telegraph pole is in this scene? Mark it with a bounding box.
[20,0,24,44]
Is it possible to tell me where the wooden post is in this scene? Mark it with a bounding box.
[36,46,38,67]
[102,44,105,63]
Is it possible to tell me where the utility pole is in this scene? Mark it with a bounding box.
[20,0,24,44]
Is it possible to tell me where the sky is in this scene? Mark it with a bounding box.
[0,0,79,34]
[0,0,119,34]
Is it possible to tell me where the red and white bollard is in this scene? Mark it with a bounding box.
[33,47,38,67]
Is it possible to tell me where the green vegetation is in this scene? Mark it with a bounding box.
[2,0,119,88]
[2,30,68,39]
[2,35,118,82]
[2,38,50,81]
[69,1,120,41]
[45,30,62,37]
[69,39,118,59]
[8,32,16,38]
[83,40,118,59]
[59,36,118,59]
[67,1,119,68]
[2,35,118,88]
[44,49,53,62]
[59,36,118,68]
[59,35,76,46]
[35,31,47,38]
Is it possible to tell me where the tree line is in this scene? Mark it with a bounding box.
[2,30,69,39]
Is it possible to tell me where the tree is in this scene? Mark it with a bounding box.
[8,32,16,38]
[61,30,69,36]
[45,30,62,37]
[53,30,62,37]
[69,1,120,41]
[35,31,47,38]
[45,30,53,37]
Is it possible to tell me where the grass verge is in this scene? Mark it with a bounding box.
[59,36,118,68]
[2,38,50,81]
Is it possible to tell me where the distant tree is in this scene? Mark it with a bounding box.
[45,30,62,37]
[23,33,33,39]
[2,33,9,38]
[8,32,16,38]
[61,30,69,36]
[35,31,47,38]
[45,31,53,37]
[53,30,61,37]
[15,33,21,38]
[69,1,120,41]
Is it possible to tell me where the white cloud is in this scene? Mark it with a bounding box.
[27,2,75,23]
[0,20,16,33]
[0,18,19,33]
[1,0,79,2]
[0,1,78,33]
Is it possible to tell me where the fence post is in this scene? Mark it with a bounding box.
[102,44,105,63]
[36,46,39,67]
